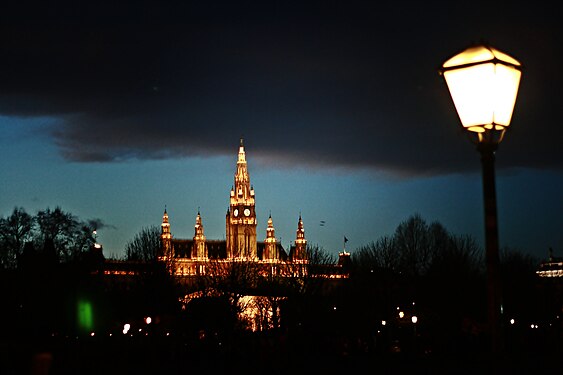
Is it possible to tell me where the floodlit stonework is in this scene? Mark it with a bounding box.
[158,139,314,278]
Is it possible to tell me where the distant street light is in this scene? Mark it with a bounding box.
[440,44,522,355]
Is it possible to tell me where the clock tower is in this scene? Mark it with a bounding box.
[226,138,257,259]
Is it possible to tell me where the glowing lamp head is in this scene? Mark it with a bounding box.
[440,44,522,140]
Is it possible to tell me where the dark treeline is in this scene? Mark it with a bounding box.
[0,207,561,374]
[345,213,551,356]
[0,207,107,341]
[0,206,99,267]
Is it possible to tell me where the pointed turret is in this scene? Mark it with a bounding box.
[160,207,173,261]
[192,209,208,259]
[293,214,308,263]
[263,214,278,262]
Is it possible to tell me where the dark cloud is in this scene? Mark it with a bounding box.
[87,218,116,232]
[1,1,561,176]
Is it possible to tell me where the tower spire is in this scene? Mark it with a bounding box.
[160,207,173,261]
[193,210,207,259]
[162,206,170,227]
[227,139,257,260]
[294,214,308,263]
[263,214,278,262]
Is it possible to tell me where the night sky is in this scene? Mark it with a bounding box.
[1,1,561,260]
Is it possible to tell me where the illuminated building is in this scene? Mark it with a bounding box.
[100,140,348,331]
[537,248,563,278]
[157,139,339,279]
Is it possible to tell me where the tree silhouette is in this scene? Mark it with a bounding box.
[0,207,34,268]
[393,213,434,278]
[348,214,487,355]
[35,206,94,262]
[125,225,161,262]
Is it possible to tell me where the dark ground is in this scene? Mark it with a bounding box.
[2,331,562,375]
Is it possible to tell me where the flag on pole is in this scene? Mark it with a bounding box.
[344,236,349,243]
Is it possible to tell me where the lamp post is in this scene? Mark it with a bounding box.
[440,44,522,355]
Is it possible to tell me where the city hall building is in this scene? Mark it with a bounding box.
[156,139,348,280]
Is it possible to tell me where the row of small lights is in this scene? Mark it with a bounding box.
[55,311,561,339]
[377,302,559,330]
[85,316,169,338]
[509,316,561,329]
[378,317,547,332]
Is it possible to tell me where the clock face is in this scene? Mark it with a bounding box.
[233,209,239,217]
[244,208,251,216]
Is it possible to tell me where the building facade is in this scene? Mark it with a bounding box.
[158,139,312,277]
[99,139,349,332]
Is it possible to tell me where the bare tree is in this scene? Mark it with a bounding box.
[427,221,450,260]
[124,225,161,262]
[35,206,93,262]
[393,213,433,277]
[0,207,34,268]
[307,243,336,266]
[36,207,77,241]
[354,235,397,271]
[426,233,483,285]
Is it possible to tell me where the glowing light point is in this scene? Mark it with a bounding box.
[441,44,521,135]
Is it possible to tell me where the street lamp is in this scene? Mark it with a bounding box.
[440,44,522,355]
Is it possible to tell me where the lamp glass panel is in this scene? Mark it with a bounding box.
[443,46,495,68]
[444,63,496,130]
[490,47,521,66]
[443,45,521,68]
[443,63,521,131]
[492,64,522,126]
